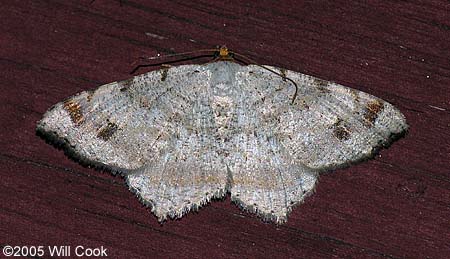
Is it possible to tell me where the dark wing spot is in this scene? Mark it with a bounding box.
[63,99,84,125]
[119,78,134,92]
[333,118,351,140]
[364,100,384,127]
[312,78,331,93]
[160,67,169,81]
[313,78,328,87]
[279,68,287,81]
[97,121,118,141]
[334,125,350,140]
[86,90,94,102]
[350,89,360,103]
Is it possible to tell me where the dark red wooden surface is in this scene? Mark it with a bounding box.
[1,1,449,258]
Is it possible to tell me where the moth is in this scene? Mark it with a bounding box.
[37,47,407,223]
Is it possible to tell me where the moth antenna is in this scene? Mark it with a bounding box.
[144,49,219,60]
[233,52,299,104]
[130,54,216,74]
[130,48,222,74]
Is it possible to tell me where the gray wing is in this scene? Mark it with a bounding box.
[37,64,229,220]
[276,67,408,170]
[237,64,408,170]
[126,79,231,221]
[226,64,407,223]
[226,132,318,223]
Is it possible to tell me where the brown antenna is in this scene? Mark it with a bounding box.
[232,51,298,104]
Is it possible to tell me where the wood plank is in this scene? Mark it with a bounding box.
[1,0,449,258]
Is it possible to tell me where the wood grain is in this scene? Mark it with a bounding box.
[1,0,449,258]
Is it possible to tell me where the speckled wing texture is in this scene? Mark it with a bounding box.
[37,61,407,223]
